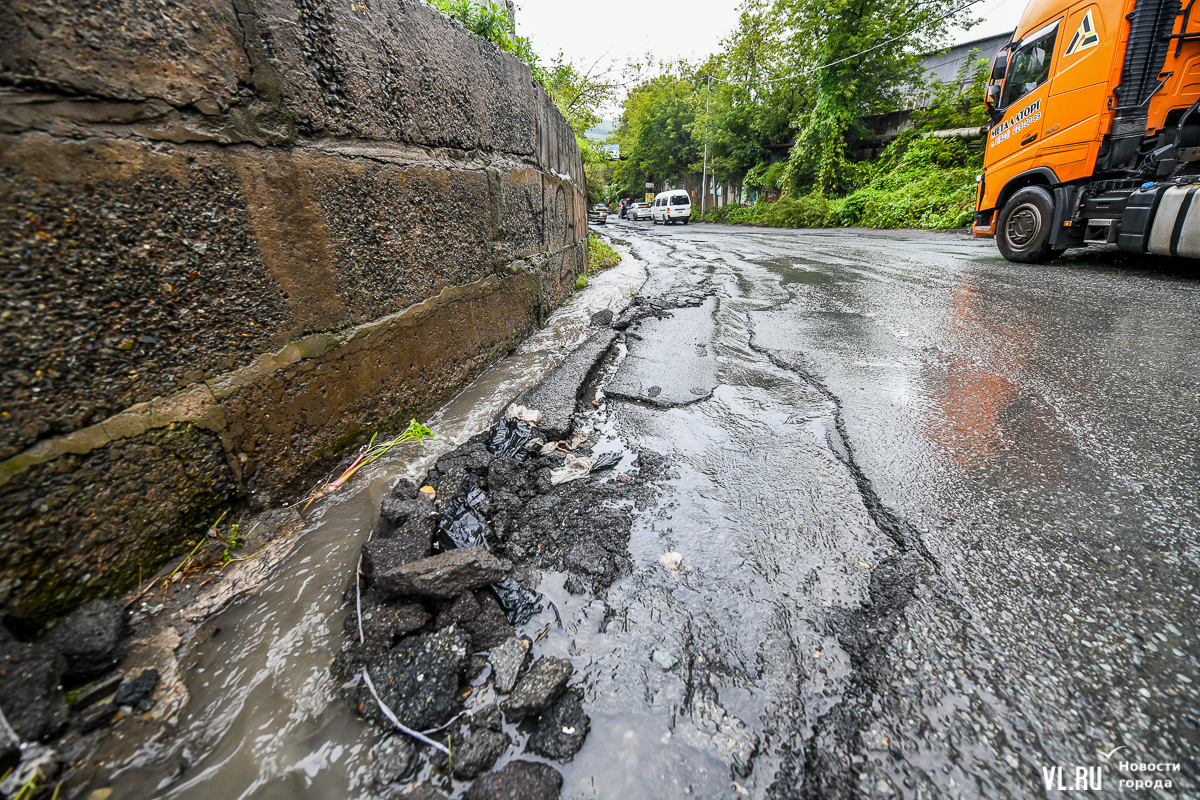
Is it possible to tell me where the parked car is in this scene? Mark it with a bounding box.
[650,190,692,225]
[627,201,652,221]
[589,203,609,224]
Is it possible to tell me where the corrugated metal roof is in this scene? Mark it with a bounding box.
[920,31,1015,84]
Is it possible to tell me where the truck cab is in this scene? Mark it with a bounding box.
[976,0,1200,261]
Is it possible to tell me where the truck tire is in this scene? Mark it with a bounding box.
[996,186,1056,263]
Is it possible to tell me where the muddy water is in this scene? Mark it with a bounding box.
[98,248,646,800]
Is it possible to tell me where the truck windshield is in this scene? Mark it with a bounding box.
[1001,23,1059,108]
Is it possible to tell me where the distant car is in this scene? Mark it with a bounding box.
[627,202,652,221]
[589,203,609,224]
[650,190,692,225]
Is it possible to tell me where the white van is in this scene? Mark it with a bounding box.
[650,190,692,225]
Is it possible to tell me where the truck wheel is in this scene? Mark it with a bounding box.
[996,186,1056,263]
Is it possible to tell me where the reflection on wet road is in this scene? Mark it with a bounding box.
[568,220,1199,799]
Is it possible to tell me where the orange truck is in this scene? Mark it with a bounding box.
[975,0,1200,261]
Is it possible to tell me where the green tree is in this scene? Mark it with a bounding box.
[613,70,702,196]
[774,0,978,193]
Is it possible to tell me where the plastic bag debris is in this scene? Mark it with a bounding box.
[591,452,621,472]
[563,430,590,451]
[551,455,596,485]
[658,552,683,572]
[492,575,546,626]
[539,440,559,456]
[434,487,490,552]
[506,405,543,425]
[433,485,553,626]
[488,418,536,462]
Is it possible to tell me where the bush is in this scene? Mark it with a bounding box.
[708,129,981,231]
[587,233,621,272]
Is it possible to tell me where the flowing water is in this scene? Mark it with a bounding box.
[92,247,647,800]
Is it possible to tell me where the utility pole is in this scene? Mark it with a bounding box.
[701,75,712,217]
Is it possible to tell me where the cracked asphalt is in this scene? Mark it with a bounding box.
[546,219,1200,799]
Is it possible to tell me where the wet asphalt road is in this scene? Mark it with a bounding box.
[562,218,1200,799]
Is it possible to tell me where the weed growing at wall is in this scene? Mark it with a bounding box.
[587,233,621,273]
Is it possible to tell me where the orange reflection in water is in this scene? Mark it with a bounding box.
[922,276,1065,480]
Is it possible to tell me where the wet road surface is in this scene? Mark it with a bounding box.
[581,218,1199,799]
[94,221,1199,800]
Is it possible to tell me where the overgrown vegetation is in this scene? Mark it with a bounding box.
[430,1,540,71]
[587,233,621,272]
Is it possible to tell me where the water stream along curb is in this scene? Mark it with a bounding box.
[72,234,646,799]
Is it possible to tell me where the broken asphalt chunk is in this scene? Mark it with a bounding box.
[500,656,573,720]
[373,548,509,600]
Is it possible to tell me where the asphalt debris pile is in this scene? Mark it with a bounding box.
[335,409,664,797]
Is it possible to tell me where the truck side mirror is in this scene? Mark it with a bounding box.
[985,83,1003,121]
[984,48,1009,123]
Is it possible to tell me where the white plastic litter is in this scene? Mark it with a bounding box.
[550,455,595,485]
[506,404,542,425]
[658,552,683,572]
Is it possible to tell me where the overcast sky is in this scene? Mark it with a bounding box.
[515,0,1026,109]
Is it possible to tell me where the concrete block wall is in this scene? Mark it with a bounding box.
[0,0,588,627]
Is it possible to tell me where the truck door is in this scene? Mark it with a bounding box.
[985,20,1062,174]
[1038,2,1115,178]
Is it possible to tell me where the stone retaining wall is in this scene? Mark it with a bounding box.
[0,0,587,627]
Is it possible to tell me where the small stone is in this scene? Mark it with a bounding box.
[435,591,513,651]
[501,656,573,720]
[590,309,614,327]
[371,734,416,784]
[390,478,421,500]
[471,705,504,733]
[379,496,437,528]
[373,548,509,600]
[658,552,683,572]
[346,601,430,651]
[527,689,590,761]
[463,760,563,800]
[114,669,159,711]
[436,726,510,779]
[652,651,678,670]
[488,636,532,694]
[76,704,118,734]
[42,599,125,682]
